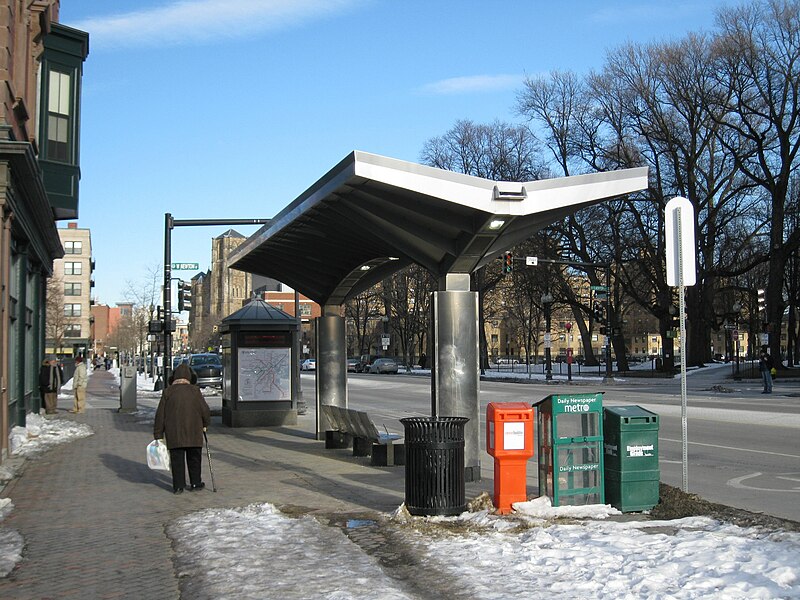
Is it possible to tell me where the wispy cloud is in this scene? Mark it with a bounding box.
[67,0,366,49]
[420,74,522,96]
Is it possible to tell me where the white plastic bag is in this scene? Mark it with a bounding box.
[146,440,171,472]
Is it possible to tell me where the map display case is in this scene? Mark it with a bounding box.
[219,299,300,427]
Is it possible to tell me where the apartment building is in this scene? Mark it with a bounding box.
[48,223,93,356]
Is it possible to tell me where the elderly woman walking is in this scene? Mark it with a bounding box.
[154,362,211,494]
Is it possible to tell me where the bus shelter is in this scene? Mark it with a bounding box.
[230,151,648,480]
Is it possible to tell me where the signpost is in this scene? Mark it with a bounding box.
[665,196,696,492]
[171,262,199,270]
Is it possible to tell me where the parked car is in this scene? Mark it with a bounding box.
[369,358,398,374]
[346,358,360,372]
[187,353,222,388]
[355,354,374,373]
[172,355,186,369]
[301,358,316,371]
[496,357,519,365]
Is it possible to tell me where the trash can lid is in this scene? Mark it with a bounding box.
[604,405,659,426]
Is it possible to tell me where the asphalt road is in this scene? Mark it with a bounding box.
[331,365,800,522]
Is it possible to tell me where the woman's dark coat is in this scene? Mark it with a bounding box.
[154,363,211,449]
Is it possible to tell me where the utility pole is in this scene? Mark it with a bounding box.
[162,215,271,386]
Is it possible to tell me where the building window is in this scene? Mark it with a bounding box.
[64,324,81,338]
[299,303,312,317]
[65,282,82,296]
[64,303,81,317]
[47,70,72,162]
[64,241,82,254]
[64,262,82,276]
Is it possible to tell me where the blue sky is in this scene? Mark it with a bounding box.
[59,0,732,306]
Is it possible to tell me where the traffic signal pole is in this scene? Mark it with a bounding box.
[162,214,271,386]
[512,255,612,376]
[163,213,173,387]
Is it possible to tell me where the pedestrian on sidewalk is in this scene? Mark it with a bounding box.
[154,362,211,495]
[758,346,773,394]
[71,355,88,412]
[38,355,63,415]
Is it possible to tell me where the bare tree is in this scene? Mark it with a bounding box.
[382,265,436,368]
[45,275,67,355]
[344,288,384,356]
[421,120,545,369]
[712,0,800,366]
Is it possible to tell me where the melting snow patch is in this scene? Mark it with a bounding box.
[0,527,23,578]
[168,503,413,600]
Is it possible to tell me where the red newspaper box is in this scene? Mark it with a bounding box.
[487,402,535,514]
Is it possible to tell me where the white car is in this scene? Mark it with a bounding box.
[496,357,519,365]
[301,358,316,371]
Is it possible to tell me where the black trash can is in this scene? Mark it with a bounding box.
[400,416,469,516]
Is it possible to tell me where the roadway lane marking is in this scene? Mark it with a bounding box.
[777,476,800,484]
[727,472,800,492]
[661,437,800,459]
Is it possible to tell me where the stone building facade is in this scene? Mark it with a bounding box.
[188,230,252,350]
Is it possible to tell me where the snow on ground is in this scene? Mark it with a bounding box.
[168,503,414,600]
[166,501,800,599]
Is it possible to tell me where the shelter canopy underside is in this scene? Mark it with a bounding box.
[230,151,648,305]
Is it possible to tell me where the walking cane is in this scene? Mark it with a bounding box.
[203,430,217,492]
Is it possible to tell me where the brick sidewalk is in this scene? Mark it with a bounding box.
[0,369,416,598]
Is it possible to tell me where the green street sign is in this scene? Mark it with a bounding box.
[590,285,608,291]
[172,262,199,270]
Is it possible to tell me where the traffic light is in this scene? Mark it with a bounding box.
[178,280,192,312]
[503,251,513,274]
[757,288,766,315]
[592,301,605,322]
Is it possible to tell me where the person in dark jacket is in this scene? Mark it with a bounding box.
[154,362,211,494]
[758,346,773,394]
[39,355,63,414]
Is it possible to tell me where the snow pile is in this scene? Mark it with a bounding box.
[513,496,621,519]
[9,414,93,457]
[421,516,800,599]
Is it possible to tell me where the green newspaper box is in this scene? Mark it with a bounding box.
[533,393,604,506]
[603,405,660,512]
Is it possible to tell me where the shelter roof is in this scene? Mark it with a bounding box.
[230,151,648,306]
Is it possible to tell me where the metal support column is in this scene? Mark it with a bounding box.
[431,273,480,482]
[294,289,305,414]
[315,306,347,440]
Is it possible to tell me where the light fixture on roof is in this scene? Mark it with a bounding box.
[360,265,370,271]
[493,184,527,201]
[488,219,506,230]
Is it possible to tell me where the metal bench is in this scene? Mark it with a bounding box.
[320,404,404,466]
